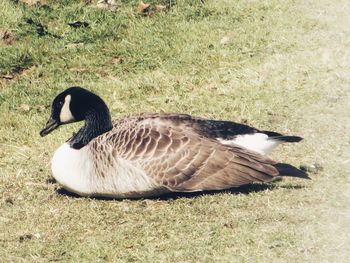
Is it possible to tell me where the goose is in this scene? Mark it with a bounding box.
[40,87,309,198]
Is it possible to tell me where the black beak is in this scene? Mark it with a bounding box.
[40,117,60,137]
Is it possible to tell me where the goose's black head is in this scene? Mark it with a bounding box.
[40,87,112,139]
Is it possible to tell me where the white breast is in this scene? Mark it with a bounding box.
[51,143,93,196]
[217,133,281,155]
[51,143,164,198]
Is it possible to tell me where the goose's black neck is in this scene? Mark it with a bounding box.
[68,106,113,150]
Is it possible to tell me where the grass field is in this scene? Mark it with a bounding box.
[1,0,349,262]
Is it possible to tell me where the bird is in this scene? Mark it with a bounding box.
[40,86,309,198]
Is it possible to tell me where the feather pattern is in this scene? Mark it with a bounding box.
[79,113,308,196]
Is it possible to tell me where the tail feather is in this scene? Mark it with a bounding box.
[267,135,303,143]
[275,163,310,179]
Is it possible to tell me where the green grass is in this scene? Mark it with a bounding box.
[1,0,349,262]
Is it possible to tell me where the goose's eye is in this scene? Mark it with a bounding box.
[58,101,64,107]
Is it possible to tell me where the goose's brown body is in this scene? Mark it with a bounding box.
[80,113,307,196]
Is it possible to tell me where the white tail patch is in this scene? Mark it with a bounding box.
[217,133,281,155]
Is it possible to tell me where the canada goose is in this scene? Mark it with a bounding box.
[40,87,309,198]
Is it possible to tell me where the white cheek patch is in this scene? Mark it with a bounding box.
[60,95,75,123]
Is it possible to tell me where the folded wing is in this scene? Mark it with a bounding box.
[102,116,308,192]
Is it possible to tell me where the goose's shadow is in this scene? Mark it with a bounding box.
[55,181,306,201]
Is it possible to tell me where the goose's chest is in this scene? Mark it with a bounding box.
[51,143,92,195]
[51,143,162,197]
